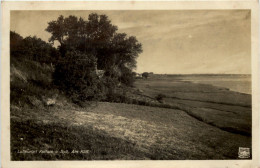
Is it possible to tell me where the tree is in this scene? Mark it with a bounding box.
[10,31,59,64]
[142,72,149,79]
[10,31,23,58]
[45,14,118,57]
[45,15,67,45]
[46,13,143,88]
[22,36,59,63]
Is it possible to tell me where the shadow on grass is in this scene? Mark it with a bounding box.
[11,119,148,160]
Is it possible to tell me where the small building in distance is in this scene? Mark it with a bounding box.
[135,73,143,79]
[148,72,154,76]
[134,72,154,79]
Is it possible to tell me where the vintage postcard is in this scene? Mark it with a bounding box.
[1,1,259,168]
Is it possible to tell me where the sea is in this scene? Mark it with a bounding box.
[173,74,252,95]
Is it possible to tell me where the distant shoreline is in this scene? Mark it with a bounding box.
[144,73,251,76]
[158,74,251,95]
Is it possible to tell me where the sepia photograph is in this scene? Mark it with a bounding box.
[1,1,260,168]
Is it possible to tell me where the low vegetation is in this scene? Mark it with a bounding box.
[11,102,251,160]
[155,93,167,103]
[134,77,252,136]
[11,119,147,160]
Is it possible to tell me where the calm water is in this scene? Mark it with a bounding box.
[175,75,251,95]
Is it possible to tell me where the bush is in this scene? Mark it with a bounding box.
[119,67,135,87]
[155,94,166,102]
[142,72,149,79]
[53,51,103,102]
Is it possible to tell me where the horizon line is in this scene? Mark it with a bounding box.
[134,73,251,75]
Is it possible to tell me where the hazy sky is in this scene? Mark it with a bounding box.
[11,10,251,74]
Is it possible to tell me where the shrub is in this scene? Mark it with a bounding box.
[53,51,103,102]
[142,72,149,79]
[119,67,135,87]
[10,58,56,107]
[155,94,166,102]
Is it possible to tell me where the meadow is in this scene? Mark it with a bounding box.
[134,75,251,136]
[11,72,252,160]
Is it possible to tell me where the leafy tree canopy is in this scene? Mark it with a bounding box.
[10,31,59,64]
[46,13,142,76]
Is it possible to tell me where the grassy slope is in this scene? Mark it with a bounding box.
[11,102,251,160]
[134,77,252,136]
[10,57,58,109]
[11,119,147,160]
[134,78,251,107]
[10,58,149,160]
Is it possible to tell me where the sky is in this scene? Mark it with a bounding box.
[11,10,251,74]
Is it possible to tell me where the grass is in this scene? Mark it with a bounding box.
[11,102,251,160]
[11,119,148,160]
[10,57,57,108]
[134,78,251,107]
[134,77,252,136]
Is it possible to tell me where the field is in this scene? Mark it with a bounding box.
[11,74,252,160]
[11,102,251,160]
[134,75,251,136]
